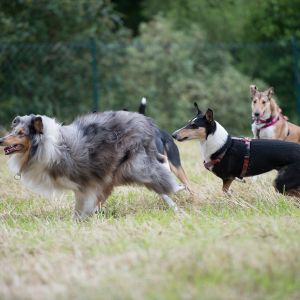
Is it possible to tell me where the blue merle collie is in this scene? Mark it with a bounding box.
[0,111,182,219]
[138,97,192,193]
[172,103,300,196]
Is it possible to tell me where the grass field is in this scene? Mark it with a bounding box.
[0,141,300,300]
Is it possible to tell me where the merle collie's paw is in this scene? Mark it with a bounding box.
[174,184,185,193]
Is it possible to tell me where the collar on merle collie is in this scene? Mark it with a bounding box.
[172,103,230,168]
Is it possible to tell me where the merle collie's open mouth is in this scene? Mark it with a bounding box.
[4,144,24,155]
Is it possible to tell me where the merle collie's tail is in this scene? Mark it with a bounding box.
[139,97,147,115]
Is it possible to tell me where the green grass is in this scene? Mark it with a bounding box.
[0,141,300,300]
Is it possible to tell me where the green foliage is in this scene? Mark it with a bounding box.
[141,0,300,122]
[1,0,299,132]
[142,0,260,42]
[0,0,129,124]
[0,0,122,43]
[112,0,147,34]
[245,0,300,41]
[105,18,261,134]
[241,0,300,119]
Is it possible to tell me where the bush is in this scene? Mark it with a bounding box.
[104,17,264,135]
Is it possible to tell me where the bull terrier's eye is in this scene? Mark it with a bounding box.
[262,100,266,104]
[253,100,257,104]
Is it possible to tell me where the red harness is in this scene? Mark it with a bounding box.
[239,138,251,178]
[204,137,251,178]
[255,116,279,138]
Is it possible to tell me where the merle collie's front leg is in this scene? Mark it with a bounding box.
[74,189,98,220]
[95,185,114,214]
[222,177,234,194]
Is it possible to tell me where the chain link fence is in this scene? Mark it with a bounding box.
[0,41,97,124]
[0,38,299,132]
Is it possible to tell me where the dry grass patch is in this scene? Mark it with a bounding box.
[0,142,300,300]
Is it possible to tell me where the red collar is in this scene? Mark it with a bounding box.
[255,116,279,138]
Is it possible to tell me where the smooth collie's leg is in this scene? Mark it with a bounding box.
[170,163,193,193]
[274,163,300,197]
[222,177,234,194]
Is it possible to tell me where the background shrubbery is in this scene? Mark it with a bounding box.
[104,17,264,133]
[0,0,300,135]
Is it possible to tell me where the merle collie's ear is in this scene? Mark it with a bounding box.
[194,102,201,114]
[266,87,274,100]
[32,116,43,134]
[11,116,20,128]
[250,85,257,98]
[205,108,214,123]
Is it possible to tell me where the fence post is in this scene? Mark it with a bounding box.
[292,37,300,121]
[90,38,99,112]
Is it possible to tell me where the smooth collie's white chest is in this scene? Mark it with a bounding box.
[252,123,275,139]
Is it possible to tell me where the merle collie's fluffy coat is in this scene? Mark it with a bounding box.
[138,97,191,192]
[0,111,180,219]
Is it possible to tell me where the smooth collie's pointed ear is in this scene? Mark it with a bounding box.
[194,102,201,114]
[205,108,214,122]
[266,87,274,100]
[250,85,257,98]
[32,116,43,134]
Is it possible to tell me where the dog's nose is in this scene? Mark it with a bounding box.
[0,137,4,145]
[172,132,177,139]
[254,112,260,117]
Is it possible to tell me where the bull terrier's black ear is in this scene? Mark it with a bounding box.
[32,116,43,134]
[250,85,257,98]
[194,102,202,114]
[266,87,274,100]
[205,108,214,123]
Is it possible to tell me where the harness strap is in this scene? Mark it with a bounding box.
[204,135,232,171]
[204,153,226,171]
[240,138,251,178]
[204,137,251,178]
